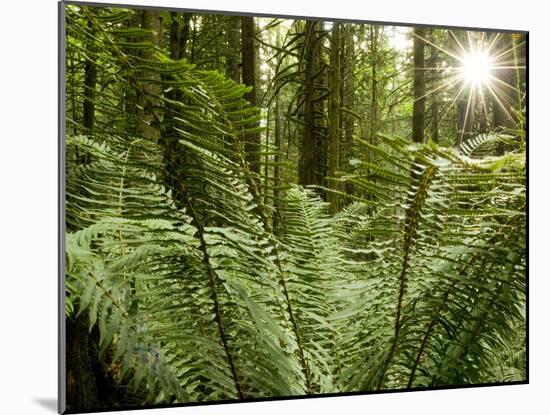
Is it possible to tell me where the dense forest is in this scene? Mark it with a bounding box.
[63,4,527,412]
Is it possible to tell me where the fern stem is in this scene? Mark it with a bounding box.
[116,141,138,257]
[204,80,315,392]
[407,216,516,387]
[406,316,437,388]
[81,11,245,399]
[377,164,437,389]
[433,263,502,385]
[230,124,315,392]
[275,253,314,393]
[171,166,245,400]
[88,271,128,318]
[242,169,314,392]
[176,71,315,392]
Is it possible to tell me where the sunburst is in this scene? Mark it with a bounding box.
[460,49,493,86]
[412,30,526,145]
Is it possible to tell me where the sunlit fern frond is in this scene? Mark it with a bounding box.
[333,135,526,390]
[65,6,310,403]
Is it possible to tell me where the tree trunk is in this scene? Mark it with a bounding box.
[226,16,241,83]
[241,16,260,175]
[431,97,439,143]
[342,25,356,198]
[136,11,162,142]
[457,88,474,145]
[369,26,379,142]
[412,27,426,143]
[328,23,341,214]
[83,16,96,132]
[66,315,99,412]
[513,33,527,99]
[69,48,78,135]
[179,13,192,60]
[429,30,439,143]
[273,92,282,232]
[168,12,192,61]
[300,21,319,187]
[492,33,518,130]
[169,12,180,61]
[264,108,271,206]
[455,31,473,146]
[164,12,186,193]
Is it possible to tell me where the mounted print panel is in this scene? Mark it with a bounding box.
[59,1,527,413]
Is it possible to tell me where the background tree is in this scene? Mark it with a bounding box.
[328,22,341,214]
[241,16,261,175]
[412,27,426,143]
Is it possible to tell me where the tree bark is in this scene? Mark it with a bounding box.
[273,92,282,232]
[431,96,439,143]
[264,108,271,206]
[300,21,320,187]
[455,31,473,145]
[168,12,192,61]
[342,25,356,198]
[492,33,518,130]
[328,23,341,214]
[136,11,162,142]
[181,14,192,58]
[429,31,439,144]
[169,12,180,61]
[83,16,97,132]
[513,33,527,99]
[412,27,426,143]
[66,315,99,411]
[241,16,260,175]
[226,16,241,83]
[369,26,379,142]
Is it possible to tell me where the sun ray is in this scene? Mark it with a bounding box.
[480,31,486,44]
[492,40,527,61]
[466,31,475,53]
[449,30,468,55]
[490,66,526,70]
[488,74,524,95]
[479,84,491,126]
[486,32,502,54]
[416,67,462,71]
[441,81,469,122]
[410,27,524,142]
[459,88,475,145]
[413,32,462,61]
[485,82,517,123]
[413,75,462,103]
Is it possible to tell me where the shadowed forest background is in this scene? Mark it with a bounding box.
[63,3,526,413]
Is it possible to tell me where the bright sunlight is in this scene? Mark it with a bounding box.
[459,49,494,86]
[411,30,525,143]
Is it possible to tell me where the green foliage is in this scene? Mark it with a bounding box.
[64,5,526,407]
[333,134,525,390]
